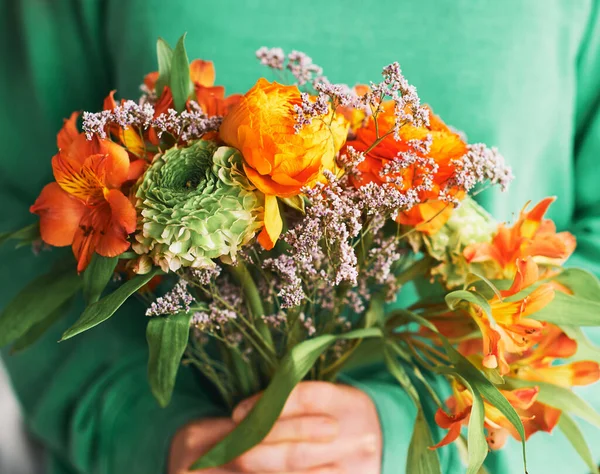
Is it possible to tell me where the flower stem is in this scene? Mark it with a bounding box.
[229,262,276,354]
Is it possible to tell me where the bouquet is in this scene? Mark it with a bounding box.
[2,34,600,473]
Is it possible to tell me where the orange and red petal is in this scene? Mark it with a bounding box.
[57,112,80,151]
[189,59,216,87]
[30,183,86,247]
[105,189,137,234]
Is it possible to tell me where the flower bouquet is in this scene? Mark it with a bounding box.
[2,34,600,473]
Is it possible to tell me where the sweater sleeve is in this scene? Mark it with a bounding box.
[0,2,226,473]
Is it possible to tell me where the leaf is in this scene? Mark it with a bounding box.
[280,195,306,214]
[558,412,599,474]
[61,268,160,341]
[170,33,191,112]
[364,294,384,328]
[384,342,420,404]
[83,254,119,305]
[0,266,81,347]
[191,327,383,469]
[445,346,527,471]
[155,37,173,96]
[406,409,443,474]
[554,268,600,302]
[11,298,74,353]
[530,291,600,326]
[508,377,600,427]
[0,222,40,248]
[464,383,488,474]
[147,311,193,407]
[445,290,492,319]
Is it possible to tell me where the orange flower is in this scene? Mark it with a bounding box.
[346,103,468,234]
[508,326,600,387]
[145,59,240,117]
[31,114,137,272]
[465,258,555,375]
[464,198,576,277]
[103,91,149,160]
[432,380,543,450]
[219,78,349,249]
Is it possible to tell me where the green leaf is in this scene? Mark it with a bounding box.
[384,342,420,404]
[464,383,488,474]
[170,33,191,112]
[147,311,193,407]
[11,298,74,353]
[508,377,600,427]
[61,268,160,341]
[83,254,119,305]
[191,327,383,469]
[554,268,600,302]
[406,409,443,474]
[530,291,600,326]
[364,294,384,328]
[445,290,492,319]
[155,37,173,96]
[558,413,599,474]
[280,195,306,214]
[0,222,40,248]
[0,266,81,347]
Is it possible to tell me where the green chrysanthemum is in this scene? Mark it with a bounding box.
[133,140,264,272]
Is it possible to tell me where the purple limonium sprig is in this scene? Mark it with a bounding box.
[293,92,329,133]
[146,279,194,317]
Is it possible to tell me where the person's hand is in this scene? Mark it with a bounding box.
[169,381,382,474]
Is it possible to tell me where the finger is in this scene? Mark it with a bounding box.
[169,418,237,474]
[234,433,378,472]
[262,415,339,443]
[271,465,341,474]
[233,382,340,423]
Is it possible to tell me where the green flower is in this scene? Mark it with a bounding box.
[133,140,264,272]
[424,197,498,289]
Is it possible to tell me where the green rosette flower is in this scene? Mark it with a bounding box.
[424,197,498,288]
[133,140,264,272]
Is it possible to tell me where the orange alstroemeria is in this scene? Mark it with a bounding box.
[30,113,137,272]
[464,197,576,278]
[432,380,542,450]
[346,103,468,234]
[508,325,600,387]
[103,91,149,159]
[467,257,555,375]
[219,78,349,249]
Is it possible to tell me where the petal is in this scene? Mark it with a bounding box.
[189,59,216,87]
[118,126,147,158]
[100,140,130,188]
[144,71,159,91]
[103,90,118,111]
[258,194,283,250]
[57,112,80,151]
[30,182,85,247]
[105,189,137,234]
[244,163,300,197]
[127,159,148,181]
[72,223,97,273]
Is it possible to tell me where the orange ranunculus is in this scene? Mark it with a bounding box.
[219,78,349,249]
[346,102,468,234]
[464,197,576,278]
[30,114,137,272]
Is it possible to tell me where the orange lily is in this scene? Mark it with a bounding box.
[464,198,576,277]
[31,114,138,272]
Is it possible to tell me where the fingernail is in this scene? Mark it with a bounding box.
[361,433,378,454]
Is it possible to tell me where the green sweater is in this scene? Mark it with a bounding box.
[1,1,599,473]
